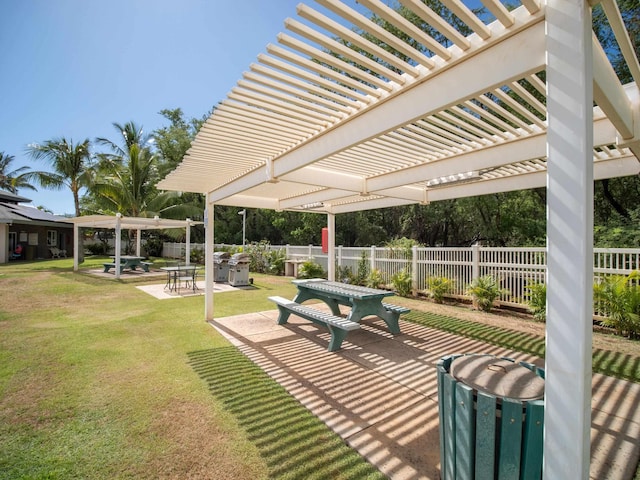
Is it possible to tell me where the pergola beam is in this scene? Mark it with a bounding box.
[592,34,634,139]
[207,22,546,203]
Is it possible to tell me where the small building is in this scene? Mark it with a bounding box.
[0,190,73,263]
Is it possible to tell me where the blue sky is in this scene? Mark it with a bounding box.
[1,0,315,214]
[1,0,486,216]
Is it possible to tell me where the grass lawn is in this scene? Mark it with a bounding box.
[1,257,639,479]
[0,258,383,480]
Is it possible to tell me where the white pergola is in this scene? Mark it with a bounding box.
[157,0,640,477]
[70,214,201,279]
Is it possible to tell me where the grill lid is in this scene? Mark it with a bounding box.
[229,253,250,264]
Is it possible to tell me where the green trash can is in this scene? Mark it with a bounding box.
[437,354,545,480]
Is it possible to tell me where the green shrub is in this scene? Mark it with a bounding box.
[144,237,164,257]
[266,248,286,276]
[384,237,418,259]
[525,282,547,322]
[366,269,385,289]
[297,260,325,279]
[425,276,453,304]
[336,265,355,284]
[245,241,285,274]
[190,246,204,264]
[391,269,413,297]
[85,242,109,255]
[355,251,369,286]
[593,271,640,339]
[466,275,507,312]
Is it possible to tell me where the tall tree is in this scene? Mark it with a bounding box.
[0,152,36,193]
[154,108,210,177]
[26,138,92,216]
[91,121,200,229]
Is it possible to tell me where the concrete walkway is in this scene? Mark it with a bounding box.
[209,309,640,480]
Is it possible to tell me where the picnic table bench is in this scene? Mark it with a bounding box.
[103,262,125,273]
[269,296,360,351]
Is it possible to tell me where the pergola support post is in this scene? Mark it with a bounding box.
[73,224,80,271]
[327,213,335,281]
[185,218,191,266]
[115,213,122,280]
[205,199,215,321]
[135,229,141,257]
[544,0,594,478]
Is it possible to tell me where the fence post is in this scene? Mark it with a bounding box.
[472,243,480,282]
[286,244,290,259]
[309,244,313,258]
[370,245,376,272]
[337,245,343,268]
[412,245,419,295]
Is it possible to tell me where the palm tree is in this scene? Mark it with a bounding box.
[26,137,92,216]
[95,121,154,165]
[93,142,164,217]
[92,120,200,219]
[0,152,36,194]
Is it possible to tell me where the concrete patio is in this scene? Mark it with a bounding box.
[209,309,640,480]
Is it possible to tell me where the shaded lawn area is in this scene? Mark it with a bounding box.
[1,258,639,479]
[403,311,640,382]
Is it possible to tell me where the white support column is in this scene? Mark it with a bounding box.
[204,200,215,321]
[136,229,142,257]
[545,1,593,478]
[115,213,122,280]
[185,219,191,266]
[327,213,335,281]
[73,223,79,271]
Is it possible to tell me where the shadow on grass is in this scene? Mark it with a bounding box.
[404,311,640,382]
[187,347,386,480]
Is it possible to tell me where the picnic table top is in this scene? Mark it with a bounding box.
[293,279,394,300]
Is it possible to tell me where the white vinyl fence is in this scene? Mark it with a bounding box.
[164,242,640,308]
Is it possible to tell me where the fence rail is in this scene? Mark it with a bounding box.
[163,242,640,311]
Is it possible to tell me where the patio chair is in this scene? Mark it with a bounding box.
[10,245,22,260]
[178,266,199,294]
[50,247,67,258]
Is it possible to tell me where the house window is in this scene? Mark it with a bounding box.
[47,230,57,247]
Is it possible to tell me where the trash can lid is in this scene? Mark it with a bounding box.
[450,355,544,401]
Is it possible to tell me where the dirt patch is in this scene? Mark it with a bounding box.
[144,398,265,480]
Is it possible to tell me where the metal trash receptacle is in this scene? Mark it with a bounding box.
[228,253,251,286]
[213,251,231,282]
[437,354,545,480]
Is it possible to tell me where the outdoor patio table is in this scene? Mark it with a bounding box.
[292,279,404,334]
[110,255,146,270]
[161,265,197,292]
[104,255,150,273]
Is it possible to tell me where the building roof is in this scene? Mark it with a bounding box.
[0,190,31,204]
[0,190,72,226]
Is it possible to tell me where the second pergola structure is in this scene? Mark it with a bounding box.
[70,214,201,279]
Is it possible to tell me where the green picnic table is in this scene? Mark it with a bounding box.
[292,279,409,334]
